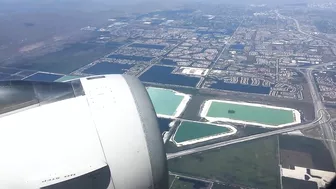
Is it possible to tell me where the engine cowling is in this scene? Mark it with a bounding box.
[0,75,168,189]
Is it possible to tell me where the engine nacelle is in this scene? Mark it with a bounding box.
[0,75,168,189]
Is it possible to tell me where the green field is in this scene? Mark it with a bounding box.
[170,178,194,189]
[168,137,280,189]
[173,121,231,143]
[206,101,295,126]
[147,87,185,116]
[168,176,210,189]
[14,42,123,74]
[211,183,240,189]
[169,175,176,187]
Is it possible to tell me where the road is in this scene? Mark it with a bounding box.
[169,172,213,184]
[292,18,335,45]
[209,20,243,71]
[167,116,322,159]
[306,64,336,167]
[275,10,336,166]
[169,172,239,188]
[275,10,334,45]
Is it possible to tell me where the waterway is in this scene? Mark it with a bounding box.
[83,62,133,75]
[209,80,271,95]
[158,118,172,134]
[130,43,166,50]
[230,44,245,50]
[196,29,235,35]
[161,59,178,66]
[107,54,153,61]
[140,65,200,87]
[13,42,120,74]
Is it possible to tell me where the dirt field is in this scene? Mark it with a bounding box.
[280,149,314,169]
[279,135,335,172]
[282,177,318,189]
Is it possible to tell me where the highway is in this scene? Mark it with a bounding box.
[169,172,213,184]
[209,20,243,71]
[169,171,241,188]
[276,10,334,45]
[166,11,336,162]
[306,64,336,167]
[292,17,335,45]
[275,10,336,166]
[284,7,336,166]
[167,117,322,160]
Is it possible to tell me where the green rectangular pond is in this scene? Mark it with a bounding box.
[206,101,295,126]
[147,87,185,117]
[173,121,231,143]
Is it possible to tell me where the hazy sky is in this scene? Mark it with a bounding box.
[0,0,196,13]
[0,0,325,5]
[0,0,335,13]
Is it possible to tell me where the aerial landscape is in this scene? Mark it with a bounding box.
[1,0,336,188]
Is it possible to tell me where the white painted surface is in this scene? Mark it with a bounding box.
[0,75,167,189]
[80,75,154,189]
[173,91,191,118]
[282,166,335,188]
[286,130,304,136]
[181,67,209,76]
[0,96,107,188]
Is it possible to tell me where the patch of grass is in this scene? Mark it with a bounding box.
[169,175,176,187]
[15,42,122,74]
[211,183,240,189]
[168,137,280,189]
[279,135,335,171]
[170,178,194,189]
[169,177,210,189]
